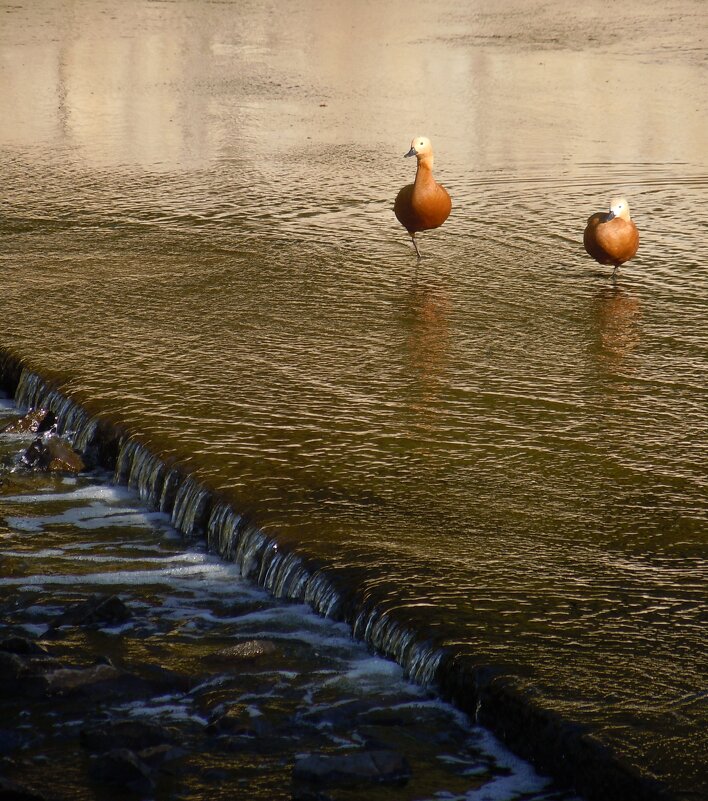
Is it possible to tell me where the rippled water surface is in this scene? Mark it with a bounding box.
[1,0,707,797]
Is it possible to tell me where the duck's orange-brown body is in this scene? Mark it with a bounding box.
[584,208,639,268]
[394,170,452,234]
[394,136,451,256]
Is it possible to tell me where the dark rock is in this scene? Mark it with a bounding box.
[41,663,123,695]
[46,594,131,632]
[203,639,279,665]
[206,704,260,737]
[64,671,167,703]
[0,638,50,657]
[88,748,154,794]
[0,650,63,697]
[202,768,231,783]
[0,776,50,800]
[124,661,193,694]
[21,435,84,474]
[81,720,174,753]
[138,744,187,774]
[1,409,55,435]
[0,651,29,686]
[291,788,334,801]
[0,729,28,756]
[292,750,411,787]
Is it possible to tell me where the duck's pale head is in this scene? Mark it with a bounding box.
[405,135,433,159]
[606,196,632,222]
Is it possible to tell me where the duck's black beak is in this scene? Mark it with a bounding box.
[605,210,616,221]
[404,146,417,158]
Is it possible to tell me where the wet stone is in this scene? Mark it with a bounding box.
[0,637,50,658]
[1,409,55,435]
[0,729,30,757]
[45,594,131,632]
[41,663,123,695]
[21,435,85,474]
[125,661,193,695]
[137,743,188,774]
[80,719,175,753]
[88,748,154,794]
[203,639,279,665]
[0,776,51,801]
[292,750,412,788]
[0,651,30,687]
[291,789,335,801]
[206,704,270,738]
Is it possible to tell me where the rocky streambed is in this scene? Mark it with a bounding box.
[0,396,573,801]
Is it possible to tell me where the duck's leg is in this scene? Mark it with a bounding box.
[611,264,619,279]
[410,233,422,259]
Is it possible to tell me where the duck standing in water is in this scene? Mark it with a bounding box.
[583,196,639,275]
[394,136,452,258]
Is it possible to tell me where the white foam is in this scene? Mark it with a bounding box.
[460,728,555,800]
[5,504,172,532]
[0,564,235,588]
[116,696,204,724]
[0,550,209,566]
[1,485,134,504]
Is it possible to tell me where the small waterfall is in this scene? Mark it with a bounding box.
[115,438,167,507]
[353,605,443,685]
[171,475,212,538]
[14,369,98,455]
[304,571,342,619]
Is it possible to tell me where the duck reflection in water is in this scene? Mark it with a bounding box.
[591,284,642,369]
[403,279,451,403]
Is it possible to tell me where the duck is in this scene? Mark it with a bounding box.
[583,196,639,274]
[394,136,452,258]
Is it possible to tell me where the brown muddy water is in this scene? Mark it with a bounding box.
[1,1,707,799]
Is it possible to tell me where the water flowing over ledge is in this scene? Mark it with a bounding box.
[0,349,674,801]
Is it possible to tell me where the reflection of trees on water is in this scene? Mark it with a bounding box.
[592,284,642,369]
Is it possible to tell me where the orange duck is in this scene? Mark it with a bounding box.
[394,136,452,258]
[584,196,639,274]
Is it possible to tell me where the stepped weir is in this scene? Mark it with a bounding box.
[0,349,673,801]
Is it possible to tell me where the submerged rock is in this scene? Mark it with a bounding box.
[206,704,261,737]
[46,594,131,632]
[203,639,279,665]
[291,788,335,801]
[21,434,84,473]
[137,743,188,774]
[41,663,123,695]
[0,637,50,657]
[292,750,411,787]
[1,409,55,435]
[0,728,30,756]
[80,720,174,754]
[0,651,32,695]
[88,748,154,794]
[0,776,51,801]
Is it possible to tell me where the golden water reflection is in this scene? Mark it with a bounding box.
[592,284,642,369]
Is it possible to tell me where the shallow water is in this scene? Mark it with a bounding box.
[1,0,707,797]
